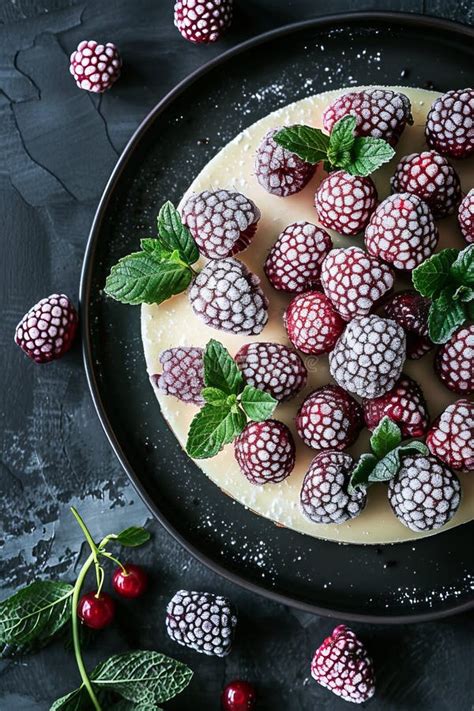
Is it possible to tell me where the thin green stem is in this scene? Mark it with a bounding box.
[98,550,127,574]
[71,507,104,592]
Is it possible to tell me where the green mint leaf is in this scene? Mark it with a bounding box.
[369,441,429,485]
[105,253,193,306]
[452,285,474,302]
[186,403,246,459]
[204,339,244,395]
[140,238,169,259]
[348,453,378,495]
[113,527,151,548]
[90,650,193,705]
[370,416,402,459]
[428,289,466,343]
[0,581,73,658]
[202,387,228,406]
[450,243,474,287]
[49,688,102,711]
[412,248,459,298]
[327,115,356,166]
[273,125,330,164]
[346,136,395,177]
[240,385,277,421]
[157,201,199,265]
[398,440,429,457]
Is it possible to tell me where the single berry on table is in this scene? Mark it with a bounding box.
[234,420,295,485]
[381,290,433,359]
[152,346,204,405]
[314,170,378,236]
[458,189,474,244]
[284,291,345,355]
[426,399,474,472]
[15,293,78,364]
[362,375,429,438]
[174,0,233,44]
[77,591,115,630]
[234,342,307,402]
[435,325,473,395]
[221,680,256,711]
[112,563,148,599]
[69,40,121,93]
[425,88,474,159]
[296,385,363,451]
[255,128,316,197]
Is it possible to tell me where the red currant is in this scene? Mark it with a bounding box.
[77,591,115,629]
[221,680,256,711]
[112,563,148,599]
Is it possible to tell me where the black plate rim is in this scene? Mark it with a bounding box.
[80,11,474,624]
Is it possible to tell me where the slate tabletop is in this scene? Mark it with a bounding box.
[1,1,473,709]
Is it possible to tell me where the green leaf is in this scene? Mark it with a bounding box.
[49,689,93,711]
[398,440,429,457]
[186,403,246,459]
[412,249,458,298]
[368,441,429,484]
[114,527,151,548]
[346,136,395,176]
[273,124,330,164]
[0,581,73,658]
[240,385,277,421]
[370,416,402,459]
[90,650,193,706]
[327,115,356,166]
[112,701,160,711]
[201,387,227,406]
[157,201,199,265]
[452,285,474,302]
[203,340,244,395]
[450,244,474,287]
[428,290,466,344]
[140,238,169,259]
[105,253,193,306]
[348,453,378,495]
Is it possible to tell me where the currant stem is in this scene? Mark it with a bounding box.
[71,507,103,590]
[99,549,127,574]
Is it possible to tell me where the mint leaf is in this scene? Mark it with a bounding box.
[368,448,403,483]
[428,290,466,343]
[370,416,402,459]
[327,115,356,167]
[348,453,378,495]
[452,285,474,302]
[273,125,330,164]
[186,403,246,459]
[157,201,199,265]
[450,243,474,287]
[105,253,193,305]
[140,238,169,259]
[240,385,277,421]
[204,340,244,395]
[202,387,227,406]
[346,136,395,176]
[412,249,458,298]
[49,688,102,711]
[398,441,429,457]
[114,527,150,548]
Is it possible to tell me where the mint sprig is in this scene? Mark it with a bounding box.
[274,115,395,177]
[412,244,474,343]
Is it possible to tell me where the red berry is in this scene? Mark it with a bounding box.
[426,399,474,473]
[425,88,474,159]
[458,189,474,244]
[365,193,439,271]
[174,0,233,44]
[255,128,316,197]
[296,385,363,451]
[112,564,148,599]
[315,170,378,236]
[152,346,204,405]
[77,591,115,630]
[234,342,307,402]
[284,291,345,355]
[69,40,121,93]
[15,293,78,364]
[363,375,429,438]
[381,290,433,359]
[221,680,256,711]
[435,325,473,395]
[234,420,295,485]
[390,150,461,219]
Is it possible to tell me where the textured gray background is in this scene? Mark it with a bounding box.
[1,1,473,709]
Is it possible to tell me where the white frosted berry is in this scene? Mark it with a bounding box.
[284,291,345,355]
[234,420,295,485]
[426,399,474,473]
[296,385,363,451]
[152,347,204,405]
[315,171,378,236]
[425,88,474,159]
[15,293,78,363]
[435,325,473,395]
[69,40,121,93]
[458,189,474,244]
[174,0,233,44]
[255,128,315,197]
[235,342,307,401]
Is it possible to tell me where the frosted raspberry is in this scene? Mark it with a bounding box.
[458,189,474,244]
[152,347,204,405]
[320,246,394,321]
[69,40,121,93]
[314,171,378,236]
[189,258,268,335]
[284,291,345,355]
[264,222,332,293]
[388,453,461,532]
[234,420,295,485]
[235,342,307,401]
[174,0,233,44]
[365,193,439,271]
[362,375,429,438]
[381,290,433,359]
[255,128,316,197]
[329,315,406,399]
[296,385,363,451]
[323,88,413,146]
[15,294,78,364]
[390,151,461,219]
[425,88,474,159]
[181,189,260,259]
[435,325,473,395]
[426,399,474,473]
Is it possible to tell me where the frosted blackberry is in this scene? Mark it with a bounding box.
[15,293,78,364]
[458,189,474,244]
[255,128,316,197]
[181,189,260,259]
[166,590,237,657]
[234,420,296,485]
[235,342,307,401]
[425,88,474,159]
[329,315,406,399]
[323,88,413,146]
[174,0,233,44]
[435,325,473,395]
[284,291,344,355]
[189,258,268,335]
[300,451,367,525]
[381,289,433,360]
[152,347,204,405]
[390,150,461,219]
[314,171,378,236]
[264,222,332,293]
[388,453,461,532]
[426,399,474,473]
[69,40,121,93]
[362,375,429,438]
[321,246,394,321]
[296,385,363,451]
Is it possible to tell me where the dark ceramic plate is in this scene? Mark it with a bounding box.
[81,13,474,622]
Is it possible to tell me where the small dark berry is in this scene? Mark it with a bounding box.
[112,564,148,599]
[77,591,115,629]
[221,680,256,711]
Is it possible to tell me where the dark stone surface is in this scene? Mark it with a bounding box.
[0,1,473,709]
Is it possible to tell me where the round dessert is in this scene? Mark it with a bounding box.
[141,86,473,545]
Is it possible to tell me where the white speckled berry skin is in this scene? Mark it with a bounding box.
[69,40,121,93]
[315,171,378,236]
[296,385,363,451]
[152,347,204,405]
[435,325,474,395]
[234,420,295,485]
[363,375,429,438]
[15,293,78,363]
[174,0,233,44]
[458,189,474,243]
[284,291,344,355]
[427,400,474,473]
[235,342,307,401]
[425,88,474,159]
[255,128,316,197]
